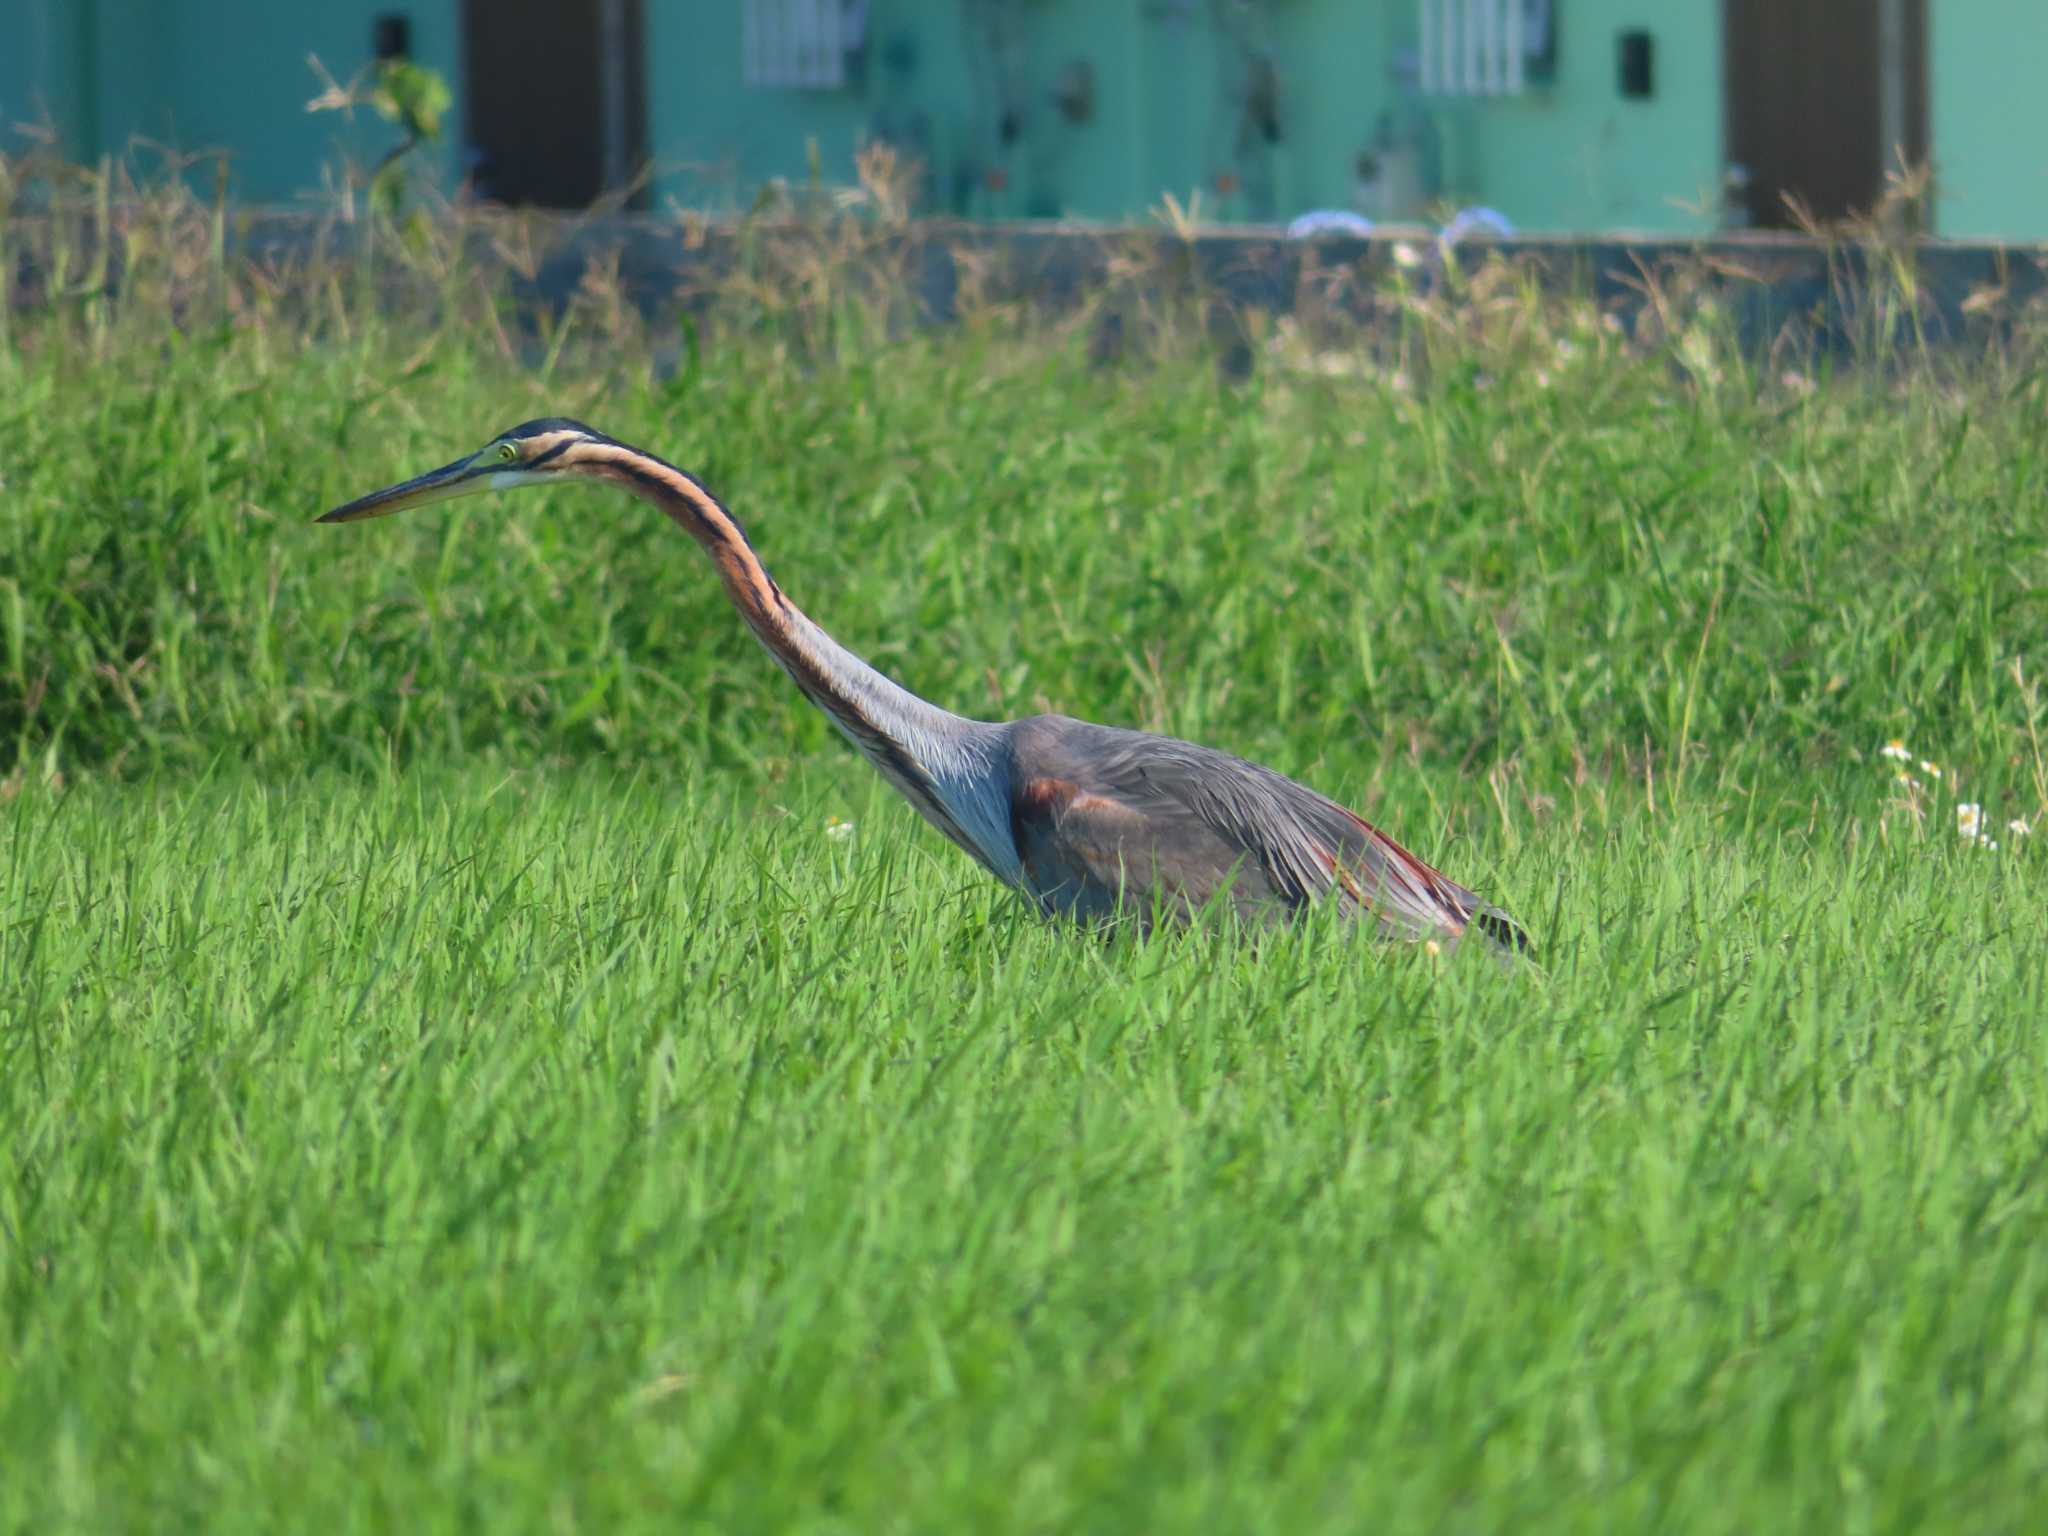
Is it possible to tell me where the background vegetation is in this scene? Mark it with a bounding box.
[3,151,2046,1530]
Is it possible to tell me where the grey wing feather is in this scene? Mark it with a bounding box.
[1003,715,1527,950]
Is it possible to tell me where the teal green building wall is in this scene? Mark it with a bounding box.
[146,0,461,199]
[0,0,92,152]
[644,2,1149,220]
[1931,4,2048,240]
[1,2,2045,241]
[1,0,454,200]
[644,2,1395,222]
[1419,4,1723,233]
[645,2,1718,233]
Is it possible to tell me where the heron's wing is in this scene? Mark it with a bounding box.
[1009,770,1289,927]
[1006,716,1526,948]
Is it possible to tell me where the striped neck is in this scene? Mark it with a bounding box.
[578,444,1024,885]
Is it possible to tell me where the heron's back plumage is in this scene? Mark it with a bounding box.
[1002,715,1527,951]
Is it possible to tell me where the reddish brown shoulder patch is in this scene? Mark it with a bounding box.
[1067,792,1129,818]
[1015,778,1080,818]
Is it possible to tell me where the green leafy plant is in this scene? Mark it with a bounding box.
[304,53,452,217]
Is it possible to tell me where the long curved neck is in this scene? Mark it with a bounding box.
[580,444,1023,883]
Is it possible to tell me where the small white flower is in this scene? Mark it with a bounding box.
[1895,772,1918,788]
[824,816,856,842]
[1980,836,1999,850]
[2009,819,2031,838]
[1921,760,1942,779]
[1957,803,1984,838]
[1879,740,1912,762]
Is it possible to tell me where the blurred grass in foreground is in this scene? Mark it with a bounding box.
[4,767,2045,1530]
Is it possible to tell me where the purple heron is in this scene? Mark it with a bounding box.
[320,420,1527,953]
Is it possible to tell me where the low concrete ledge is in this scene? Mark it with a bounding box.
[21,207,2048,354]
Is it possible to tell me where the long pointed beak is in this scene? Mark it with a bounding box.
[316,452,491,524]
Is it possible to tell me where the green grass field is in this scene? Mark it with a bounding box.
[4,219,2048,1528]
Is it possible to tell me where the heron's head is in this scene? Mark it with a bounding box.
[316,419,617,523]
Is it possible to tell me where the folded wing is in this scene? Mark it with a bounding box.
[1004,715,1527,950]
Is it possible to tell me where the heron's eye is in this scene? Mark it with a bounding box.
[495,442,520,464]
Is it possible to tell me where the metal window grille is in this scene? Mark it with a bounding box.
[1419,0,1534,97]
[744,0,848,89]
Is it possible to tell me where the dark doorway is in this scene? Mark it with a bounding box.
[461,0,648,208]
[1723,0,1927,229]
